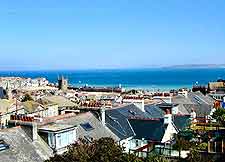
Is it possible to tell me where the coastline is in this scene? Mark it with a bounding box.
[0,68,224,91]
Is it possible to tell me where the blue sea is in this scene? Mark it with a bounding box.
[0,68,225,91]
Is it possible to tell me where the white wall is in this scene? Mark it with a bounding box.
[119,137,133,152]
[172,106,179,115]
[47,129,77,151]
[161,122,178,143]
[55,129,76,150]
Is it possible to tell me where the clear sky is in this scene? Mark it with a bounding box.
[0,0,225,70]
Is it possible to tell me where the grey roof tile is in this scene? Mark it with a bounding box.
[56,112,119,141]
[106,109,135,140]
[173,115,191,130]
[0,127,51,162]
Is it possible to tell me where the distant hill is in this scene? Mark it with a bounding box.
[164,64,225,69]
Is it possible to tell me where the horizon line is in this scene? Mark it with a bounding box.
[0,64,225,72]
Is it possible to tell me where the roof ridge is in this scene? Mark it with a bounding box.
[0,126,21,132]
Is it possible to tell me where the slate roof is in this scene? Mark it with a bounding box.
[116,104,150,118]
[56,112,119,141]
[0,127,52,162]
[114,104,165,119]
[183,104,213,117]
[172,92,214,117]
[144,104,165,118]
[105,104,166,140]
[188,92,214,105]
[106,108,135,140]
[173,115,191,130]
[128,119,166,141]
[172,95,193,105]
[177,104,190,114]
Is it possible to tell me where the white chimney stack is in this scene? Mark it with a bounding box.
[134,100,145,112]
[164,109,172,125]
[100,107,106,126]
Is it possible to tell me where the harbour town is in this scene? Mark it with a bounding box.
[0,75,225,161]
[1,1,225,162]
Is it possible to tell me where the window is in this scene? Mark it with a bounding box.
[80,123,94,131]
[135,140,139,147]
[56,130,76,149]
[56,134,62,147]
[0,140,9,151]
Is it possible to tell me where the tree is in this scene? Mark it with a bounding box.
[21,93,33,102]
[212,108,225,125]
[173,130,195,159]
[45,138,142,162]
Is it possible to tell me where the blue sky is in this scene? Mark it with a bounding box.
[0,0,225,70]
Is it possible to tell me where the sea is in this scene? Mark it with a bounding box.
[0,68,225,91]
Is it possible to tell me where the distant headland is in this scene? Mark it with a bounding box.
[164,64,225,69]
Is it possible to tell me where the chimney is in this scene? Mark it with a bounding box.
[100,107,106,126]
[190,108,197,122]
[184,91,188,98]
[134,99,145,112]
[164,109,172,125]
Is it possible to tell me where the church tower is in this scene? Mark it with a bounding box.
[58,76,68,91]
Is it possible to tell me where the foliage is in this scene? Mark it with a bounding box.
[186,149,201,162]
[179,129,195,141]
[21,93,33,102]
[45,138,142,162]
[173,136,193,151]
[122,153,143,162]
[173,129,198,159]
[173,129,196,151]
[45,137,217,162]
[145,154,169,162]
[212,108,225,125]
[195,142,207,151]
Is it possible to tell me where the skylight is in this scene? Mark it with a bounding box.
[0,140,9,152]
[107,115,117,121]
[128,110,136,116]
[80,123,94,131]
